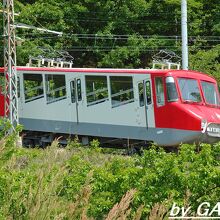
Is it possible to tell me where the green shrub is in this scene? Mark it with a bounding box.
[0,137,219,219]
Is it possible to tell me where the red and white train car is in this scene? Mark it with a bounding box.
[0,66,220,146]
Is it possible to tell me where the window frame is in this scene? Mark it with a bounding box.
[201,80,220,106]
[85,75,109,106]
[45,74,67,104]
[177,77,202,103]
[23,73,44,103]
[70,80,76,103]
[0,74,5,95]
[110,76,135,108]
[155,77,165,107]
[145,81,152,105]
[77,79,82,101]
[138,80,152,107]
[166,76,178,102]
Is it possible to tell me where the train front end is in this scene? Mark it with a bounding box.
[162,70,220,145]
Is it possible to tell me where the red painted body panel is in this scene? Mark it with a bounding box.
[151,71,220,132]
[153,102,220,131]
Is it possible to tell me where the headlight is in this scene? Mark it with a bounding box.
[201,119,207,133]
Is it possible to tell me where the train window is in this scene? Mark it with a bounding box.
[23,74,44,102]
[201,81,220,106]
[70,81,76,103]
[0,75,4,94]
[70,79,82,103]
[178,78,201,103]
[110,76,134,107]
[146,81,152,105]
[166,77,178,102]
[46,74,66,104]
[17,76,20,98]
[77,79,82,101]
[138,81,152,107]
[86,76,108,106]
[139,83,144,107]
[155,77,165,106]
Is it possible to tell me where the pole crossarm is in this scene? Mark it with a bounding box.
[3,0,19,133]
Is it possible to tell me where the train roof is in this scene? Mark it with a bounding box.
[0,66,216,82]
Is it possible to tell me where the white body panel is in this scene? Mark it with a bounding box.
[18,69,155,137]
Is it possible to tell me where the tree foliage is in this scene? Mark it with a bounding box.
[190,45,220,81]
[0,0,219,81]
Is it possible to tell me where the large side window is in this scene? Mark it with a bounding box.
[86,75,108,106]
[155,77,165,106]
[46,74,66,104]
[23,74,44,102]
[110,76,134,107]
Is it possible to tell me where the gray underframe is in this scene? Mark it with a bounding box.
[20,118,203,146]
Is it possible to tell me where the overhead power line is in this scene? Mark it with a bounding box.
[0,45,215,51]
[71,10,220,15]
[62,45,215,52]
[1,32,219,41]
[13,35,220,43]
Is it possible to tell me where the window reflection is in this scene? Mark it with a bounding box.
[166,77,178,102]
[178,78,201,103]
[201,81,220,106]
[155,77,165,106]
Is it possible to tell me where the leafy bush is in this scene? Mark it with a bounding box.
[0,134,219,219]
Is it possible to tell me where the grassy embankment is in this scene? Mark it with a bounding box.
[0,133,220,220]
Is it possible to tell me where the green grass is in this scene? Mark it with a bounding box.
[0,135,220,219]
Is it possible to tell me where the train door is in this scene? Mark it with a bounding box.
[70,78,82,124]
[137,79,155,128]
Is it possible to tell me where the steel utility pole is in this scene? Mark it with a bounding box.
[181,0,189,70]
[3,0,19,132]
